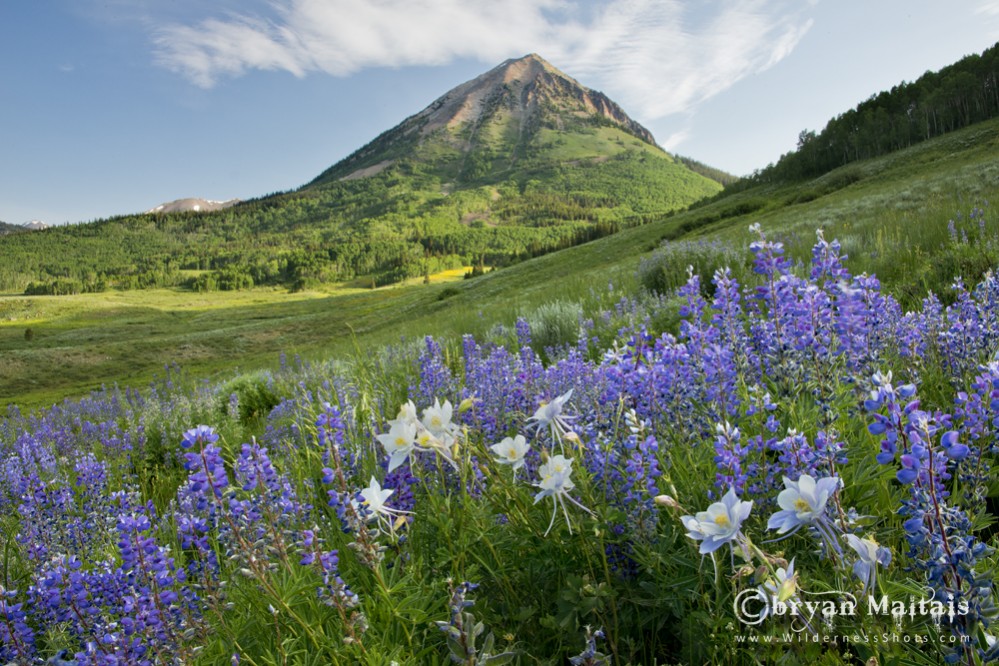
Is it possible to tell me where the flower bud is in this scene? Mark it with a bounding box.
[654,494,680,510]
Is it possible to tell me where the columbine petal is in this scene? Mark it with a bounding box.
[681,488,751,554]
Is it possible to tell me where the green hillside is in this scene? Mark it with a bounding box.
[749,41,999,182]
[0,55,722,296]
[3,115,998,409]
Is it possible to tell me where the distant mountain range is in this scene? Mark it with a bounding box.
[0,220,48,234]
[146,198,241,214]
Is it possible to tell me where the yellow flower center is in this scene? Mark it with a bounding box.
[714,514,731,528]
[394,436,407,447]
[508,447,518,459]
[794,498,811,513]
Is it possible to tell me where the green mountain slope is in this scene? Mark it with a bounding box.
[0,54,721,295]
[3,116,998,409]
[748,41,999,183]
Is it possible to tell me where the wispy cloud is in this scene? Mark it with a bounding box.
[976,0,999,35]
[660,128,691,153]
[154,0,812,119]
[977,0,999,16]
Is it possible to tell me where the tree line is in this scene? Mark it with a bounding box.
[0,149,719,294]
[747,41,999,184]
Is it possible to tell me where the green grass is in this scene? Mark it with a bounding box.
[535,126,670,161]
[4,117,999,411]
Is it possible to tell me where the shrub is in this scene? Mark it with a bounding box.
[637,239,749,298]
[218,371,281,424]
[437,285,462,301]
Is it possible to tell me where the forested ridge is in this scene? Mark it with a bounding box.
[0,145,719,295]
[0,221,26,236]
[747,41,999,184]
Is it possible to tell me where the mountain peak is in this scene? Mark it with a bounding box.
[498,52,562,77]
[312,54,657,184]
[413,53,653,142]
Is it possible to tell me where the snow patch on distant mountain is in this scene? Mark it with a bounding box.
[146,198,240,214]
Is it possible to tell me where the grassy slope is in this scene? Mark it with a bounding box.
[3,118,998,410]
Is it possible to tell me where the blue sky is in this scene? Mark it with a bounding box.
[2,0,998,225]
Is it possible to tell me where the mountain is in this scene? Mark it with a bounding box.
[0,54,722,295]
[22,221,49,230]
[312,53,661,185]
[146,198,241,214]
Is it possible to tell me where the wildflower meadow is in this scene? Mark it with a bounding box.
[3,222,999,665]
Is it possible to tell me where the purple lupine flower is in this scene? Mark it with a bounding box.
[180,425,218,450]
[0,585,36,663]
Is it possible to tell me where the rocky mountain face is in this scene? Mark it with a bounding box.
[311,53,660,184]
[410,53,655,143]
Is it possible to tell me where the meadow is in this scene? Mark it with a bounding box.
[2,121,999,665]
[3,118,999,411]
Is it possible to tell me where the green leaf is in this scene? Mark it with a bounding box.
[482,652,518,666]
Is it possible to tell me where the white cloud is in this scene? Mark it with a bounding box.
[976,0,999,16]
[976,0,999,36]
[154,0,812,119]
[660,129,691,153]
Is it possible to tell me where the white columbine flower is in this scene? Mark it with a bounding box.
[680,487,753,554]
[422,398,455,438]
[767,474,841,535]
[528,389,576,447]
[533,454,593,537]
[359,476,393,516]
[752,558,801,621]
[395,400,419,426]
[419,398,461,468]
[845,534,891,596]
[490,434,530,476]
[377,398,463,473]
[354,476,410,532]
[375,420,417,472]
